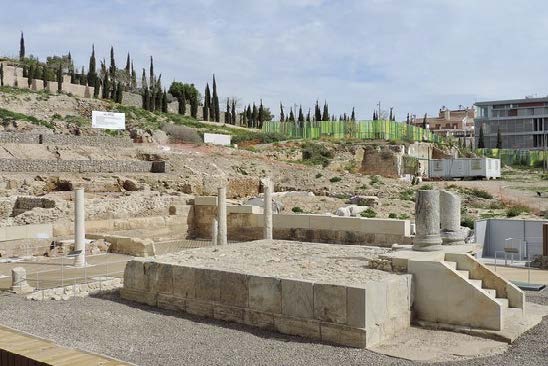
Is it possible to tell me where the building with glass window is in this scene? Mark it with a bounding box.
[474,97,548,149]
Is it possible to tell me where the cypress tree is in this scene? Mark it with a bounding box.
[315,100,321,121]
[322,101,329,121]
[280,103,285,122]
[298,105,304,122]
[496,128,502,148]
[102,76,110,99]
[306,108,311,122]
[231,100,236,124]
[80,66,86,85]
[422,113,427,129]
[343,113,348,122]
[110,81,117,100]
[155,89,162,111]
[131,64,136,89]
[289,107,295,122]
[331,114,335,121]
[161,90,168,112]
[149,56,154,87]
[351,107,355,121]
[125,53,131,74]
[116,82,123,103]
[19,32,25,60]
[141,69,147,90]
[22,65,28,78]
[225,98,230,123]
[372,111,376,120]
[250,103,256,127]
[258,100,264,128]
[147,89,153,111]
[57,65,63,92]
[478,125,485,148]
[212,74,220,121]
[178,95,185,115]
[204,83,211,121]
[246,105,252,125]
[406,113,410,124]
[1,63,5,86]
[93,76,100,98]
[150,90,156,111]
[389,108,393,121]
[142,88,149,109]
[190,96,198,118]
[27,64,34,87]
[70,67,76,84]
[88,44,96,85]
[109,46,116,79]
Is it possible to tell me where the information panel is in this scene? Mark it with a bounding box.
[204,133,231,145]
[92,111,126,130]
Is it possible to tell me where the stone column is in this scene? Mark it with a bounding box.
[263,178,273,240]
[212,218,218,246]
[217,187,228,246]
[11,267,33,293]
[412,190,443,252]
[440,190,466,245]
[73,187,86,267]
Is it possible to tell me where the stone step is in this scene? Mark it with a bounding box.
[468,279,483,289]
[496,298,509,307]
[444,261,457,270]
[457,270,470,279]
[483,288,496,298]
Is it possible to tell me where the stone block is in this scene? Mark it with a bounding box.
[243,309,275,329]
[220,271,248,307]
[123,259,146,291]
[144,261,160,294]
[365,280,388,334]
[346,286,367,328]
[195,268,221,302]
[274,315,321,339]
[273,214,310,229]
[320,322,367,348]
[157,294,186,312]
[186,298,214,318]
[194,196,217,206]
[249,276,282,314]
[157,263,174,295]
[172,266,195,299]
[213,304,245,323]
[313,283,347,324]
[120,288,157,306]
[281,279,314,319]
[386,275,411,318]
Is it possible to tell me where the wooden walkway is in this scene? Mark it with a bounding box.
[0,324,131,366]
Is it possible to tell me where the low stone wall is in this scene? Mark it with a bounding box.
[0,132,134,147]
[0,133,40,144]
[12,197,56,216]
[0,159,166,173]
[26,277,123,301]
[0,223,53,242]
[121,257,411,347]
[193,198,412,247]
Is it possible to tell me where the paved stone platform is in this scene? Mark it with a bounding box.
[121,240,412,348]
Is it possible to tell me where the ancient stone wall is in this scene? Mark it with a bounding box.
[0,133,40,144]
[0,159,166,173]
[361,145,405,178]
[0,132,133,147]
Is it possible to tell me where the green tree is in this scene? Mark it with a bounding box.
[169,82,200,104]
[322,101,329,121]
[389,108,393,121]
[246,105,252,125]
[142,88,149,109]
[149,56,154,87]
[57,64,63,92]
[27,64,34,87]
[161,90,168,112]
[351,107,355,121]
[131,63,137,89]
[80,66,86,85]
[93,76,100,98]
[298,105,304,123]
[110,81,117,100]
[252,103,258,128]
[70,67,76,84]
[306,108,311,122]
[280,103,285,122]
[190,94,198,118]
[22,65,28,77]
[289,107,295,122]
[478,125,485,148]
[258,100,264,128]
[203,83,211,121]
[496,128,502,148]
[141,69,147,90]
[102,76,110,99]
[109,46,116,79]
[212,74,220,122]
[178,94,186,115]
[315,100,321,121]
[155,89,162,111]
[19,32,25,60]
[88,44,96,85]
[116,82,123,103]
[231,99,236,124]
[225,98,230,123]
[125,53,131,74]
[422,113,427,129]
[0,63,4,86]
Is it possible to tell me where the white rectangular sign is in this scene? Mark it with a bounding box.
[92,111,126,130]
[204,133,231,146]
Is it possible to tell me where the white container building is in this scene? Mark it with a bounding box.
[429,158,501,179]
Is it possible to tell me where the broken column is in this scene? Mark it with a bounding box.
[440,190,466,245]
[217,187,228,246]
[73,187,86,267]
[11,267,33,293]
[412,190,443,252]
[212,218,218,245]
[263,178,273,240]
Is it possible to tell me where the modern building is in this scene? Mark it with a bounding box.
[411,106,475,146]
[474,97,548,149]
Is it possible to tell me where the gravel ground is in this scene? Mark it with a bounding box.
[0,289,547,366]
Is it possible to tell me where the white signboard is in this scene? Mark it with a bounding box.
[92,111,126,130]
[204,133,231,146]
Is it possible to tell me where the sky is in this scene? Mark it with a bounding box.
[1,0,547,120]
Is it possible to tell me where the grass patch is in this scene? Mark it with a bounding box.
[461,216,475,229]
[301,142,334,167]
[400,189,416,201]
[0,107,53,129]
[506,204,530,218]
[329,176,342,183]
[467,188,493,199]
[360,208,377,218]
[292,206,304,213]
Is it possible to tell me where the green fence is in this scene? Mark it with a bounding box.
[262,120,443,143]
[476,148,547,167]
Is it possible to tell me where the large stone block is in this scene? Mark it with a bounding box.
[313,283,347,324]
[213,304,245,323]
[157,294,186,312]
[281,279,314,319]
[243,309,275,329]
[274,315,320,339]
[320,322,367,348]
[123,259,146,291]
[195,268,221,302]
[346,286,367,328]
[120,288,157,306]
[249,276,282,314]
[143,261,161,294]
[220,271,249,307]
[157,263,174,294]
[386,275,411,318]
[172,266,195,299]
[186,298,214,318]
